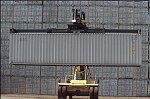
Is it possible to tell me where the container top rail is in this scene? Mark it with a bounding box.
[10,28,141,34]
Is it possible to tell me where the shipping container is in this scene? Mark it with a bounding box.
[26,77,40,94]
[11,65,26,76]
[90,66,103,78]
[132,80,148,96]
[9,33,142,66]
[10,76,26,94]
[99,79,117,96]
[25,66,40,76]
[118,79,133,96]
[1,76,11,93]
[41,66,56,77]
[133,65,148,79]
[56,66,72,77]
[41,78,56,95]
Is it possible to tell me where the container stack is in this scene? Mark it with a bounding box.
[1,1,150,96]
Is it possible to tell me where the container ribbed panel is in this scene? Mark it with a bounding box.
[9,33,142,66]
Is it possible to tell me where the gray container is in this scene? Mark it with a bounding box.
[118,79,133,96]
[56,66,72,77]
[132,80,148,96]
[119,67,133,78]
[9,33,142,66]
[26,77,40,94]
[10,76,26,94]
[99,79,117,96]
[102,67,118,78]
[11,65,26,76]
[41,66,56,77]
[41,78,56,95]
[1,76,11,93]
[133,65,148,79]
[89,67,103,77]
[25,66,40,76]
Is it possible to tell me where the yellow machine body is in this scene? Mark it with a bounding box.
[58,66,99,99]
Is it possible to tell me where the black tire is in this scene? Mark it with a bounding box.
[62,86,67,99]
[58,86,63,99]
[58,86,67,99]
[94,87,98,99]
[89,87,94,99]
[69,95,72,99]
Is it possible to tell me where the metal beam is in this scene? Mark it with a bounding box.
[10,28,140,34]
[10,63,141,67]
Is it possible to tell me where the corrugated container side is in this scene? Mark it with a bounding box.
[13,5,28,22]
[99,79,117,96]
[103,6,118,24]
[133,66,148,79]
[41,78,55,95]
[17,77,26,94]
[26,77,40,94]
[133,80,148,96]
[102,67,117,78]
[1,76,11,93]
[10,77,26,94]
[89,66,103,78]
[13,1,27,5]
[43,1,57,5]
[27,1,42,5]
[43,6,57,23]
[25,66,40,76]
[118,79,133,96]
[1,6,14,22]
[11,65,26,76]
[1,64,10,75]
[119,67,133,78]
[41,66,56,77]
[142,44,149,61]
[25,77,33,94]
[9,34,142,66]
[9,77,17,93]
[32,77,41,94]
[27,23,42,29]
[13,23,28,29]
[19,5,42,23]
[56,66,72,77]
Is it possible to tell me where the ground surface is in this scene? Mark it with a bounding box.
[1,94,150,99]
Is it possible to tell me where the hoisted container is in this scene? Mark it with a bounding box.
[9,32,142,66]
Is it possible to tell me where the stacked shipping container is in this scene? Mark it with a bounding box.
[1,1,150,96]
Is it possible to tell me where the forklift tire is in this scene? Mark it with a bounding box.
[58,86,67,99]
[94,87,98,99]
[58,86,63,99]
[89,87,94,99]
[62,86,67,99]
[69,95,72,99]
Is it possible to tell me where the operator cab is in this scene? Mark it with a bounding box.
[68,9,88,31]
[75,66,85,80]
[73,66,91,80]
